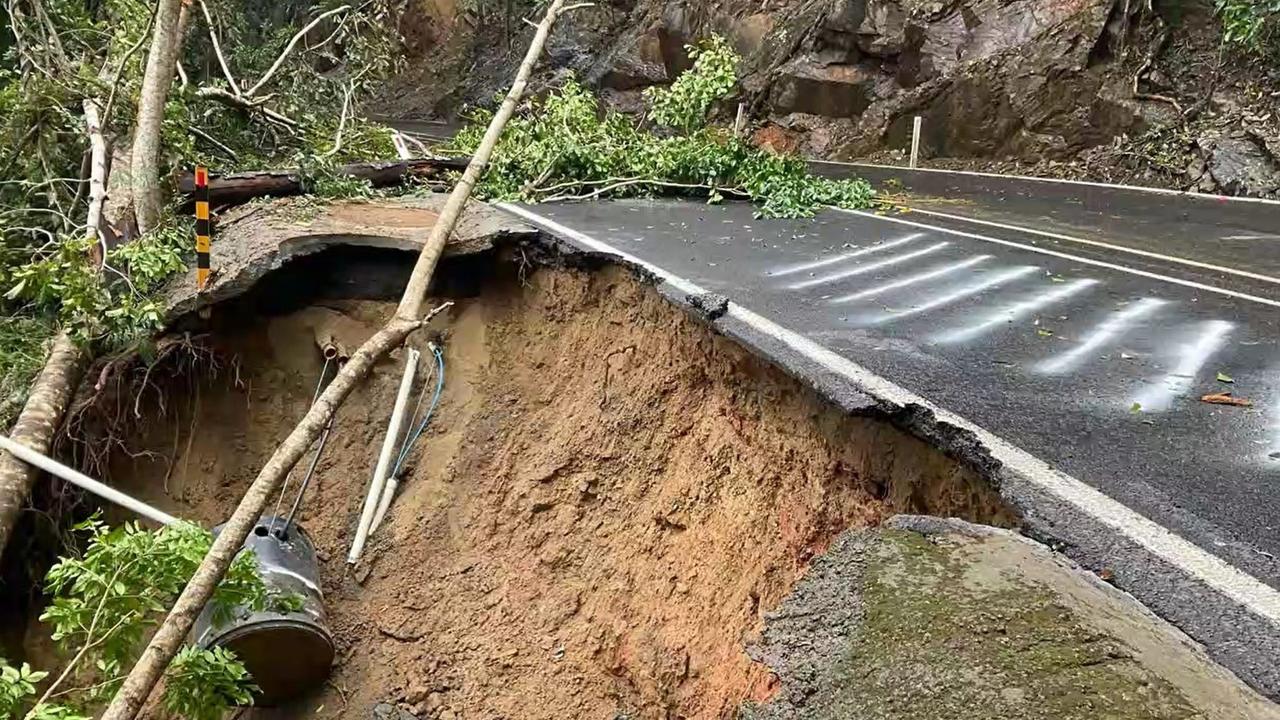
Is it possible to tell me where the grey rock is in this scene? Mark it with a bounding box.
[1204,136,1280,197]
[372,702,420,720]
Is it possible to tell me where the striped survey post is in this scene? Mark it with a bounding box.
[194,166,211,290]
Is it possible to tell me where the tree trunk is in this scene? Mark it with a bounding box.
[0,334,89,555]
[0,91,110,557]
[130,0,188,235]
[100,1,580,717]
[173,157,468,205]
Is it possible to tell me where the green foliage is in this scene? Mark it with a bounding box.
[644,36,739,132]
[267,591,306,614]
[3,214,192,347]
[1,0,403,365]
[447,41,874,219]
[0,662,49,717]
[38,517,265,708]
[0,518,265,719]
[0,315,53,429]
[1216,0,1280,52]
[179,0,401,173]
[162,647,257,720]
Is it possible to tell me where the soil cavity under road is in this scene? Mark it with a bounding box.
[87,255,1008,719]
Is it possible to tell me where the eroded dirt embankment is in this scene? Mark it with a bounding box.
[92,254,1011,719]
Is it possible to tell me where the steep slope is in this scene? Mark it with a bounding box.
[382,0,1279,197]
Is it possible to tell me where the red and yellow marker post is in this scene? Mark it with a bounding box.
[194,166,211,290]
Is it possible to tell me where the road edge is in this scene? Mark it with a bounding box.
[498,200,1280,701]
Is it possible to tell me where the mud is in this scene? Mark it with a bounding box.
[96,252,1011,720]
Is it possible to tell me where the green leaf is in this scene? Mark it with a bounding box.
[1130,402,1143,414]
[1217,372,1234,383]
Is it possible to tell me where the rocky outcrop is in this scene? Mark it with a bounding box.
[386,0,1280,197]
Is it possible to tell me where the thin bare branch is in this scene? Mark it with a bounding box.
[197,0,242,96]
[321,84,354,158]
[100,0,157,123]
[189,126,238,160]
[245,4,352,97]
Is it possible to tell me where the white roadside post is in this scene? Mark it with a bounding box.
[910,116,923,169]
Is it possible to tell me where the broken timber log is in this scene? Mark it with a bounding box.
[176,157,470,205]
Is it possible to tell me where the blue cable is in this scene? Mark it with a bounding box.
[391,346,445,478]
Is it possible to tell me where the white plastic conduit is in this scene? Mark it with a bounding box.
[348,348,419,564]
[0,434,181,526]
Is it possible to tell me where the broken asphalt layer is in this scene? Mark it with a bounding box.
[497,197,1280,701]
[159,194,537,318]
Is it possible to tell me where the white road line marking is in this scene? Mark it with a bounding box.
[788,242,949,290]
[935,279,1100,344]
[810,159,1280,206]
[1132,320,1234,413]
[1223,234,1280,241]
[906,207,1280,287]
[498,201,1280,628]
[769,233,923,276]
[830,255,991,304]
[832,208,1280,309]
[1038,298,1167,374]
[873,266,1038,323]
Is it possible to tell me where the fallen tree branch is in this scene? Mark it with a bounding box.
[189,125,239,161]
[82,96,110,258]
[173,156,468,204]
[99,2,581,717]
[0,333,89,554]
[197,0,242,96]
[245,4,352,97]
[398,0,589,318]
[321,84,354,159]
[542,177,749,203]
[194,85,299,128]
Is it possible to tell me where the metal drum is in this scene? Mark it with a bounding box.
[192,516,334,705]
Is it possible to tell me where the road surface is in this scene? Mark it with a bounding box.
[497,179,1280,699]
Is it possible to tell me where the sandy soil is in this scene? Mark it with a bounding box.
[98,260,1011,719]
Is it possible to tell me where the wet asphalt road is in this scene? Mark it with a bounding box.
[508,196,1280,572]
[817,162,1280,279]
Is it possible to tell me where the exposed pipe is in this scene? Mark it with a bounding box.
[370,344,446,534]
[0,434,181,527]
[347,347,419,564]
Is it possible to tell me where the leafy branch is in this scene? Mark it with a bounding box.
[446,36,875,218]
[0,517,267,718]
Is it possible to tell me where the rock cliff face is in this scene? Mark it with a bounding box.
[384,0,1280,197]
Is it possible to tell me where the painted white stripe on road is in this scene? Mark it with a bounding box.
[1038,298,1167,374]
[769,233,923,276]
[498,201,1280,629]
[833,208,1280,309]
[1132,320,1234,413]
[830,255,991,304]
[788,242,949,290]
[811,159,1280,206]
[873,266,1038,323]
[935,278,1100,344]
[906,207,1280,287]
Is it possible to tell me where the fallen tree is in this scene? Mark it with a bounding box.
[99,1,587,717]
[174,157,469,205]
